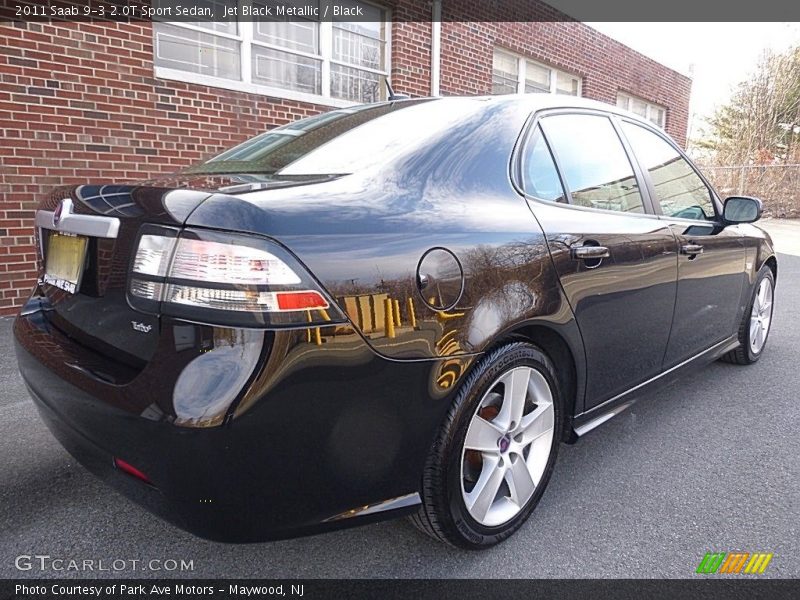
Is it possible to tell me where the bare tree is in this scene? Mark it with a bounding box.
[700,47,800,165]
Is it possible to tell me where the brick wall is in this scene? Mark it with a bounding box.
[0,20,334,315]
[437,20,691,145]
[0,9,690,317]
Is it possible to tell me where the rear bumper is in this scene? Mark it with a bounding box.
[14,310,467,542]
[17,335,274,542]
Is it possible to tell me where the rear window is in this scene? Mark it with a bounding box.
[186,99,482,176]
[520,125,566,202]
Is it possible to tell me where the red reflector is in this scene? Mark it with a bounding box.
[276,291,329,311]
[113,457,152,485]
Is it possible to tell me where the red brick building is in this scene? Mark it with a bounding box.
[0,2,691,316]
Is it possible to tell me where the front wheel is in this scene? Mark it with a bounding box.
[410,343,562,549]
[722,265,775,365]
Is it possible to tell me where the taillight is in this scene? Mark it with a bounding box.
[169,237,301,285]
[127,226,344,328]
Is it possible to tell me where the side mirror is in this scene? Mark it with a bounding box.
[723,196,763,224]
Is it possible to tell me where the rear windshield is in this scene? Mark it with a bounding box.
[185,99,482,176]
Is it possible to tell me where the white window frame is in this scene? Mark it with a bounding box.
[617,92,666,128]
[492,48,582,97]
[153,3,392,109]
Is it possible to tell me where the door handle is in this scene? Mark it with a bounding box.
[571,245,611,260]
[681,243,704,257]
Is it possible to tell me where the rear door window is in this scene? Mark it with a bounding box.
[539,113,646,214]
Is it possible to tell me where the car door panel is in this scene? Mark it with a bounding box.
[531,202,679,407]
[660,221,746,366]
[523,113,679,410]
[616,120,748,367]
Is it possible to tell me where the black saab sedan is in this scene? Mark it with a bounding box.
[14,95,776,549]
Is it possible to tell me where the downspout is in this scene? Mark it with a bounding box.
[431,0,441,96]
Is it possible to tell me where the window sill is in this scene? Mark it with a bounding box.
[154,67,361,109]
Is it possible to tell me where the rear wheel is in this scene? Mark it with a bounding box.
[722,265,775,365]
[411,343,562,549]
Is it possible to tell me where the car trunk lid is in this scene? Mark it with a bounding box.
[30,174,309,373]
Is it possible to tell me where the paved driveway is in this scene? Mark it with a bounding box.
[758,219,800,256]
[1,255,799,579]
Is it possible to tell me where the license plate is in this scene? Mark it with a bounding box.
[44,232,88,294]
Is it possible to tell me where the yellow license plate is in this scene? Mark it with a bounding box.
[44,232,88,294]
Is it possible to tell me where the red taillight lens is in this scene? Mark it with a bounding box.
[276,291,329,311]
[113,457,153,485]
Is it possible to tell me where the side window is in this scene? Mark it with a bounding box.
[621,122,715,221]
[520,125,566,202]
[540,114,645,214]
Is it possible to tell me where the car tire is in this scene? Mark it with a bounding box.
[721,265,775,365]
[410,342,563,549]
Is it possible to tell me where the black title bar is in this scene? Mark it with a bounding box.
[2,579,800,600]
[2,0,800,22]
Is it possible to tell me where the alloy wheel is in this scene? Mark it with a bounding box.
[460,366,555,527]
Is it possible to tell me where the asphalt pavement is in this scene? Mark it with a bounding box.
[1,255,799,579]
[758,219,800,256]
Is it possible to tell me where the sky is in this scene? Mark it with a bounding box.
[586,23,800,141]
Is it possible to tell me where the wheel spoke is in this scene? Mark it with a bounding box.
[496,368,530,431]
[506,456,536,507]
[750,319,760,342]
[517,403,555,446]
[752,280,773,352]
[464,416,504,452]
[760,282,773,319]
[465,455,505,522]
[758,282,767,306]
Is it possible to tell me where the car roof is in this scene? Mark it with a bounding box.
[383,94,660,131]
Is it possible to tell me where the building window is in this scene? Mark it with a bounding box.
[491,49,519,95]
[492,48,581,97]
[153,1,390,106]
[617,92,666,128]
